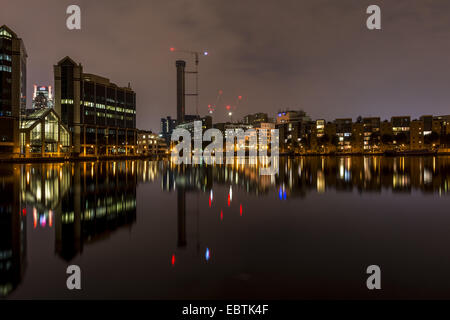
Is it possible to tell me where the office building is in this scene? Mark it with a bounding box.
[310,119,326,152]
[0,25,27,155]
[335,118,352,152]
[137,130,167,156]
[160,116,177,143]
[410,120,424,150]
[177,115,212,136]
[351,122,364,153]
[243,113,268,127]
[276,110,310,124]
[391,116,410,135]
[276,110,311,153]
[54,56,137,156]
[32,85,54,110]
[363,117,380,151]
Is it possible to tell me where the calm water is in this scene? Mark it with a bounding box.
[2,156,450,299]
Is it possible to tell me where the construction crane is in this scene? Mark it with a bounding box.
[170,47,208,116]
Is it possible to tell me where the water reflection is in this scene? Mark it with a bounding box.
[1,156,450,298]
[0,166,25,297]
[162,156,450,197]
[1,162,148,296]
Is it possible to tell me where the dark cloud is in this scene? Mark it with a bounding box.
[2,0,450,130]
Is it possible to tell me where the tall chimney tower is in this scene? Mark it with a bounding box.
[176,60,186,124]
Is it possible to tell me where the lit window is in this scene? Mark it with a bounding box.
[0,65,12,72]
[0,29,12,38]
[0,54,11,61]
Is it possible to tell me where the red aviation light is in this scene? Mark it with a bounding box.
[33,208,37,229]
[49,210,53,227]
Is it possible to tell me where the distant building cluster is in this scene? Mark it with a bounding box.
[32,85,53,111]
[3,25,448,159]
[160,53,450,156]
[276,113,450,154]
[160,106,450,155]
[0,25,166,158]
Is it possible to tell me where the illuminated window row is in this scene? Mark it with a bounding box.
[106,114,124,120]
[62,212,75,224]
[85,110,96,116]
[0,65,11,72]
[61,99,74,104]
[0,29,12,38]
[0,54,11,61]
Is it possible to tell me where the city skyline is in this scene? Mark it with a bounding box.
[4,0,450,307]
[3,23,450,159]
[3,1,450,132]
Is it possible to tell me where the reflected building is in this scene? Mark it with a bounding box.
[162,156,450,199]
[2,157,450,297]
[177,188,187,248]
[53,162,138,261]
[0,164,26,297]
[20,161,139,261]
[161,161,275,196]
[0,159,164,297]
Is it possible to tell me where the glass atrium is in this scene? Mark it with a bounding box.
[20,109,71,156]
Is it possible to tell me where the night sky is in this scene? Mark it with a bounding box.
[2,0,450,131]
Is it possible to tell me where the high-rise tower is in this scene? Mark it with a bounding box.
[0,25,27,155]
[176,60,186,124]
